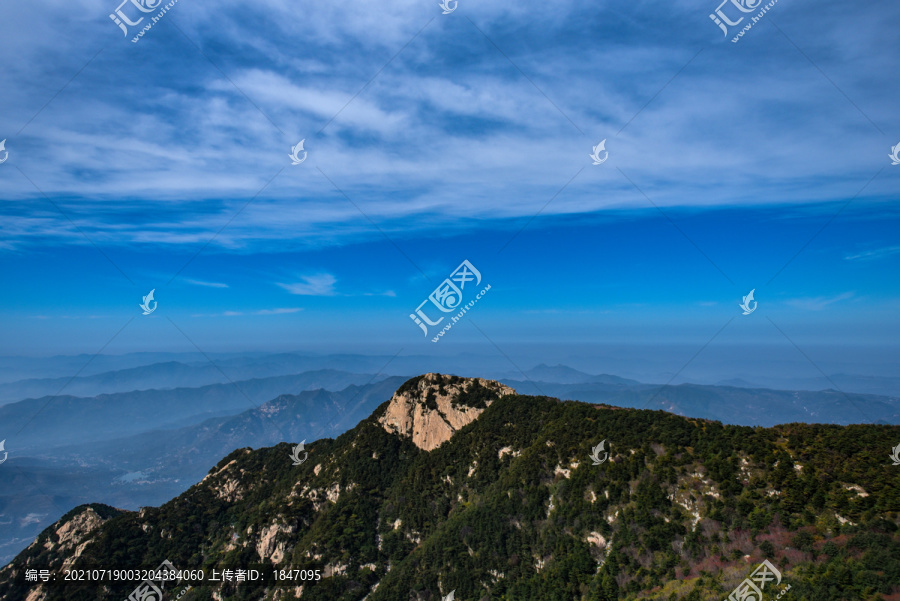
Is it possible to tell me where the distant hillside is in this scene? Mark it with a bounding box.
[0,377,406,567]
[0,361,227,405]
[522,364,640,386]
[2,374,897,601]
[0,357,404,405]
[52,377,409,477]
[503,380,900,426]
[715,374,900,398]
[1,369,391,452]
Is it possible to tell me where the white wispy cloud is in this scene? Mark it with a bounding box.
[844,246,900,261]
[183,278,229,288]
[277,274,338,296]
[786,292,855,311]
[255,307,303,315]
[192,307,304,317]
[0,0,896,250]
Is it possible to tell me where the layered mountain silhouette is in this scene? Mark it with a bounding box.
[1,369,393,452]
[1,375,897,601]
[0,377,405,565]
[501,379,900,426]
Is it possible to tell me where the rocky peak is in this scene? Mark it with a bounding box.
[0,504,124,592]
[378,373,515,451]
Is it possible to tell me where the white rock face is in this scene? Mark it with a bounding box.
[585,531,607,548]
[843,484,869,497]
[256,521,294,563]
[55,508,110,569]
[498,446,521,459]
[13,504,121,599]
[554,465,571,478]
[378,373,516,451]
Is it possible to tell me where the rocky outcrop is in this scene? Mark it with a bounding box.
[203,450,252,502]
[256,521,294,564]
[378,373,515,451]
[0,504,125,601]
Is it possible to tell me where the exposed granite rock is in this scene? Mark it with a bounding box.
[0,505,126,601]
[378,373,515,451]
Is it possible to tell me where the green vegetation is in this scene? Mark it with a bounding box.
[451,379,503,410]
[1,387,898,601]
[396,375,427,396]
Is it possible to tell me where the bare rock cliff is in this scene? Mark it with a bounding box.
[0,505,125,601]
[378,373,516,451]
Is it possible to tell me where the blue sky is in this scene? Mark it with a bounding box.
[0,0,898,369]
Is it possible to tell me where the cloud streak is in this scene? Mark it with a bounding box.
[278,274,338,296]
[191,307,304,317]
[845,246,900,261]
[183,278,229,288]
[786,292,855,311]
[0,0,896,253]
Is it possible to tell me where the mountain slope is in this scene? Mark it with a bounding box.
[1,369,393,452]
[503,379,900,426]
[0,361,231,405]
[1,375,898,601]
[522,364,640,386]
[53,377,409,476]
[0,378,406,567]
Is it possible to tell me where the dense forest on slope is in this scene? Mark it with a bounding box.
[0,377,898,601]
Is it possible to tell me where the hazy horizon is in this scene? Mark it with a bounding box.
[0,344,897,393]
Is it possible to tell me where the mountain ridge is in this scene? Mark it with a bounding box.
[0,369,392,451]
[1,374,897,601]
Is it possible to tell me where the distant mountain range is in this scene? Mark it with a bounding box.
[0,361,234,405]
[2,360,898,567]
[503,379,900,426]
[516,364,641,386]
[2,353,898,407]
[48,377,408,478]
[1,374,897,601]
[0,376,404,566]
[0,369,391,452]
[0,353,506,404]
